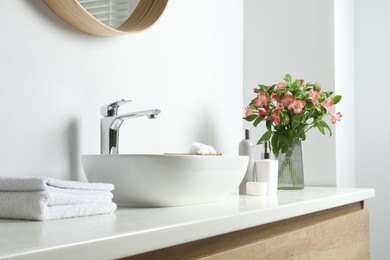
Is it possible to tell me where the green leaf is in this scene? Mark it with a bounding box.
[250,96,261,105]
[317,124,325,135]
[253,116,262,127]
[318,120,332,136]
[260,85,269,93]
[291,80,300,90]
[305,102,313,109]
[292,114,302,130]
[258,131,272,144]
[288,130,295,139]
[266,120,272,131]
[299,131,306,141]
[319,106,327,114]
[294,89,303,96]
[314,82,321,92]
[244,114,258,122]
[318,126,325,135]
[333,95,342,105]
[325,91,334,98]
[271,134,279,157]
[284,74,292,84]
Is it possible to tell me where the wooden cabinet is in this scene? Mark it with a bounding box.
[124,202,369,260]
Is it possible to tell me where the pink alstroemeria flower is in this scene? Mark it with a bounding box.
[321,100,334,113]
[310,88,321,99]
[309,88,321,105]
[293,100,306,114]
[278,82,288,89]
[253,88,259,94]
[272,109,281,116]
[280,95,296,108]
[270,109,281,124]
[271,93,280,101]
[258,108,268,119]
[288,100,296,111]
[245,107,256,117]
[255,93,269,107]
[272,115,281,125]
[331,112,342,124]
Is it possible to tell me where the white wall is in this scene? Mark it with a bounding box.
[335,0,355,187]
[0,0,243,181]
[244,0,338,186]
[355,0,390,258]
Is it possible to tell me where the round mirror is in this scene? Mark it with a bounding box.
[44,0,169,36]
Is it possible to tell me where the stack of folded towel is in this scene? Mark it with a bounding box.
[0,176,117,221]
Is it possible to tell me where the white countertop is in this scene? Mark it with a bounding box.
[0,187,375,260]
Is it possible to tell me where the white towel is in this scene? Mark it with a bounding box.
[0,176,114,192]
[190,142,218,155]
[0,176,117,221]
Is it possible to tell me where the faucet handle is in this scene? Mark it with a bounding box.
[100,99,131,117]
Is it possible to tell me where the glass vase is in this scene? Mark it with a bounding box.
[277,140,304,190]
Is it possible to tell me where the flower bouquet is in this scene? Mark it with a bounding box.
[244,74,342,189]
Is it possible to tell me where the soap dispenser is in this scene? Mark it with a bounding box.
[239,129,255,194]
[254,141,279,195]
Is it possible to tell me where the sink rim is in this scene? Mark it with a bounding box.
[82,154,248,158]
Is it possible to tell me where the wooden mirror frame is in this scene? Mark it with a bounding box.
[44,0,169,36]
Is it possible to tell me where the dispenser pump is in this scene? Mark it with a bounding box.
[244,129,250,140]
[263,141,270,159]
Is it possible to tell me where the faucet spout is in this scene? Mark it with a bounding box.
[118,109,161,122]
[100,102,161,155]
[111,109,161,130]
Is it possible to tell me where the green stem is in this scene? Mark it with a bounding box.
[278,150,302,189]
[304,125,313,134]
[297,109,316,137]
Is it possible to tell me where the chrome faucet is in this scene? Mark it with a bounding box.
[100,99,161,155]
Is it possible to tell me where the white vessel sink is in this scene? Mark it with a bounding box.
[81,154,248,207]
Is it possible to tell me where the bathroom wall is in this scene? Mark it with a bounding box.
[355,0,390,258]
[0,1,243,180]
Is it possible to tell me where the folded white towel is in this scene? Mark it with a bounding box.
[0,176,114,192]
[0,176,116,221]
[0,191,117,220]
